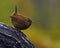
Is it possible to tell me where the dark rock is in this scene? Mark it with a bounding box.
[0,22,34,48]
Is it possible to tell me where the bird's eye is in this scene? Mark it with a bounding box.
[27,19,32,24]
[27,19,30,22]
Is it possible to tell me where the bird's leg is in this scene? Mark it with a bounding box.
[15,28,21,32]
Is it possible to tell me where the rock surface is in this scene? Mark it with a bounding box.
[0,22,34,48]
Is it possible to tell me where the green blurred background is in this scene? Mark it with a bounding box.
[0,0,60,48]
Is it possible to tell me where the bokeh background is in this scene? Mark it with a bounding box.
[0,0,60,48]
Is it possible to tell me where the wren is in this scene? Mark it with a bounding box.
[10,6,32,30]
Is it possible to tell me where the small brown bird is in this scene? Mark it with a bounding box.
[10,6,32,30]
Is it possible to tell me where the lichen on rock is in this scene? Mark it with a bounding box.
[0,22,34,48]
